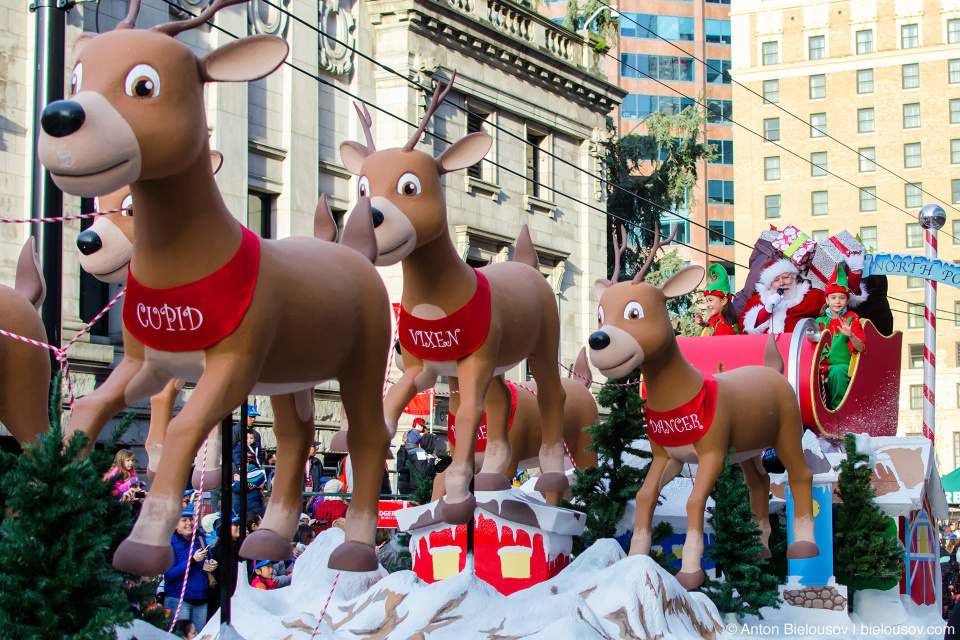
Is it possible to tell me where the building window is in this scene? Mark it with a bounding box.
[810,113,826,138]
[706,59,732,84]
[952,99,960,123]
[809,35,825,60]
[909,384,923,408]
[763,41,779,65]
[903,103,920,129]
[955,220,960,245]
[621,94,697,120]
[812,229,829,242]
[908,303,924,329]
[466,109,490,180]
[860,225,878,251]
[765,194,781,219]
[955,432,960,468]
[764,156,781,181]
[707,139,733,165]
[811,152,827,177]
[904,142,922,169]
[909,346,924,370]
[954,179,960,205]
[906,182,923,208]
[526,128,548,198]
[951,59,960,84]
[952,140,960,164]
[247,191,274,238]
[706,100,733,125]
[859,147,876,172]
[620,54,696,82]
[705,19,731,45]
[620,13,695,41]
[708,220,735,246]
[764,118,780,141]
[860,187,877,212]
[902,63,920,89]
[763,79,779,103]
[901,23,919,49]
[707,180,734,205]
[858,108,875,133]
[809,74,826,99]
[906,222,924,247]
[950,18,960,44]
[907,276,924,288]
[812,190,829,216]
[856,29,874,54]
[857,69,874,94]
[956,300,960,325]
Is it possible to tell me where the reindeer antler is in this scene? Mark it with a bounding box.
[116,0,142,30]
[402,71,457,152]
[610,225,628,283]
[153,0,248,37]
[632,224,678,284]
[353,102,376,154]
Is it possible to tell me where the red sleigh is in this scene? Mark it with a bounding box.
[675,318,902,439]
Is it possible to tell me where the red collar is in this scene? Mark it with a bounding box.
[398,270,491,361]
[123,226,260,352]
[645,374,718,447]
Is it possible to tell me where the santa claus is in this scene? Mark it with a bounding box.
[740,253,865,334]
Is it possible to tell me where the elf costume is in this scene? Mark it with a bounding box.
[816,265,866,410]
[699,264,739,336]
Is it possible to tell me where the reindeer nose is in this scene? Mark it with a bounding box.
[41,100,86,138]
[76,229,102,255]
[394,338,401,354]
[371,207,384,228]
[588,331,610,351]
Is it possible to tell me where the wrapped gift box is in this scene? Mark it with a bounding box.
[771,225,816,270]
[808,232,865,290]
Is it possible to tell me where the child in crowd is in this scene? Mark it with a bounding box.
[816,265,866,410]
[251,560,278,590]
[103,449,142,500]
[172,620,197,639]
[694,264,739,336]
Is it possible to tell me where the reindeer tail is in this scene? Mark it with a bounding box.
[513,224,538,269]
[572,347,593,388]
[763,333,785,374]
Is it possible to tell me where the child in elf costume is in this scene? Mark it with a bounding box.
[695,264,740,336]
[816,265,866,410]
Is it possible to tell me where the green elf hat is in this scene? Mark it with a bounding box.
[825,263,852,296]
[699,264,732,299]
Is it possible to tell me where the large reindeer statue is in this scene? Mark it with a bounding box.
[38,0,392,575]
[340,78,568,523]
[588,228,817,590]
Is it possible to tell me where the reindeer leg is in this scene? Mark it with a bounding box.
[527,351,567,493]
[146,379,180,483]
[190,422,222,491]
[475,375,512,491]
[113,358,255,577]
[776,422,818,559]
[630,446,674,556]
[431,469,447,502]
[241,390,312,561]
[67,356,159,444]
[382,363,436,438]
[676,450,725,590]
[741,456,772,559]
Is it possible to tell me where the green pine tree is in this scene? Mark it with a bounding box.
[701,450,781,620]
[834,433,903,611]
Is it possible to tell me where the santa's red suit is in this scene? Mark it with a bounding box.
[739,258,864,334]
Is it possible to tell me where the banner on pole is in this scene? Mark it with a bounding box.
[864,253,960,288]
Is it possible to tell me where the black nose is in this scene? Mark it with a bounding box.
[371,207,384,228]
[394,338,401,354]
[41,100,86,138]
[588,331,610,351]
[76,229,102,255]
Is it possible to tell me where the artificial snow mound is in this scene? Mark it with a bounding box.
[194,527,723,639]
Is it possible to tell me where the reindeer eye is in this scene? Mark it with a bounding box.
[71,64,82,95]
[397,173,421,196]
[124,64,161,99]
[120,195,133,217]
[358,176,369,198]
[598,306,605,325]
[624,302,644,321]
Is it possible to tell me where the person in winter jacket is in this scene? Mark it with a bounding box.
[164,510,215,631]
[232,466,266,517]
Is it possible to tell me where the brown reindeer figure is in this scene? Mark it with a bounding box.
[588,228,817,590]
[340,80,568,524]
[37,0,392,575]
[0,239,50,445]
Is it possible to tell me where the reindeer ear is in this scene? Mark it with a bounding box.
[15,237,45,311]
[314,194,338,243]
[210,150,224,175]
[341,197,379,264]
[340,142,368,176]
[72,33,93,63]
[435,132,492,175]
[661,265,705,300]
[594,278,611,303]
[199,35,288,83]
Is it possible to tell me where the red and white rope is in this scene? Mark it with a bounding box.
[308,570,341,639]
[168,435,210,632]
[0,206,128,225]
[923,229,937,443]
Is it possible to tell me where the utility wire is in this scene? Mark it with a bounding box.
[889,295,960,321]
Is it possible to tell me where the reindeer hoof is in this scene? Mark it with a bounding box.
[328,541,378,572]
[329,431,348,453]
[475,473,510,491]
[192,466,221,490]
[113,539,174,577]
[240,529,294,561]
[786,540,819,560]
[440,495,476,525]
[676,569,705,590]
[534,472,569,493]
[755,547,772,560]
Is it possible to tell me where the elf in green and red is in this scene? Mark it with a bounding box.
[695,264,740,336]
[816,264,866,410]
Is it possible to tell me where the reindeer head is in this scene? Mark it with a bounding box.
[37,0,287,198]
[339,75,492,266]
[588,227,704,378]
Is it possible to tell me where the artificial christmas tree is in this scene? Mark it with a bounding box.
[701,450,781,619]
[834,433,903,612]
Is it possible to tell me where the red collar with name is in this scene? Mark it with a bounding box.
[447,381,518,453]
[645,374,718,448]
[398,270,491,361]
[123,226,260,352]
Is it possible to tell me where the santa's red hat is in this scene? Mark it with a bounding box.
[758,258,800,290]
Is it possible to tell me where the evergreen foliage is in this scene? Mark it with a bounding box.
[701,450,781,620]
[385,462,434,573]
[834,433,903,611]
